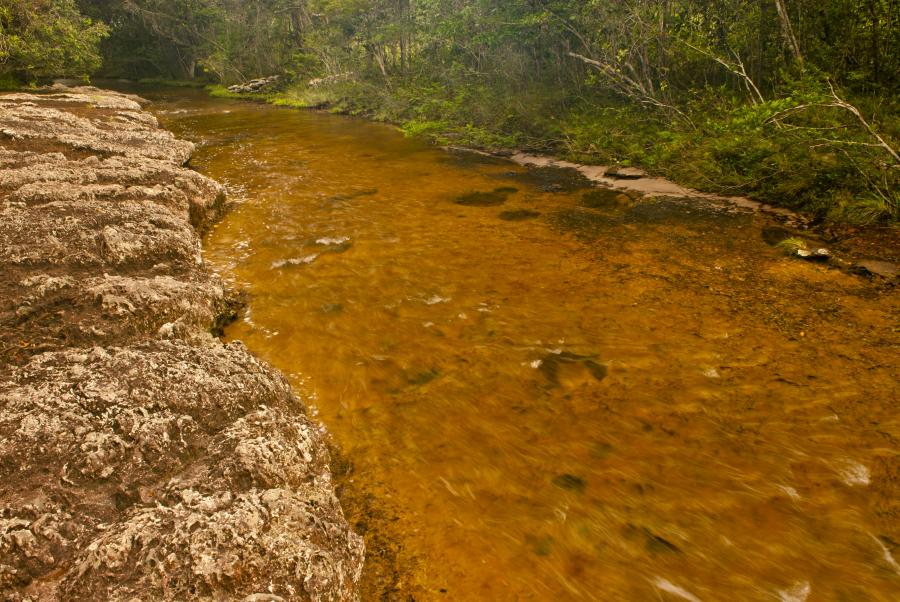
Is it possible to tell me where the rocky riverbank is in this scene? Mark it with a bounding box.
[0,86,364,601]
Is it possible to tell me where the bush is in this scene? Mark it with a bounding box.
[0,0,108,82]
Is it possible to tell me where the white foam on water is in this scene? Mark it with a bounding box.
[703,368,721,378]
[425,295,451,305]
[778,485,801,501]
[316,236,350,245]
[871,534,900,575]
[778,581,811,602]
[271,254,319,269]
[652,578,703,602]
[838,460,870,486]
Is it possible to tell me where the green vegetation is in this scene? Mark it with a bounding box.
[2,0,899,222]
[776,237,809,254]
[0,0,107,83]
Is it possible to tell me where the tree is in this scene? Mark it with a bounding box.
[0,0,108,81]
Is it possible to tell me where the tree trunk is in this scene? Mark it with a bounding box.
[774,0,803,63]
[398,0,410,73]
[868,0,880,83]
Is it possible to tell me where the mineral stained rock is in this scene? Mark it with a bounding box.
[0,87,364,601]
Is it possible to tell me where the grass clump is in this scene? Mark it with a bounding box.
[776,237,808,255]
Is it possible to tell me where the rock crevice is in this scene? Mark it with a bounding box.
[0,86,364,601]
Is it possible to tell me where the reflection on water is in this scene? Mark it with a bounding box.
[150,89,900,601]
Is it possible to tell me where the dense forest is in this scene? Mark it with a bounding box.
[2,0,898,221]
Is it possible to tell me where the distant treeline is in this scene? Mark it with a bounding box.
[2,1,898,220]
[2,1,893,94]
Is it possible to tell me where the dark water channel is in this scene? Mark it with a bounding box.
[146,87,900,601]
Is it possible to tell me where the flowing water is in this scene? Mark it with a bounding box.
[147,88,899,601]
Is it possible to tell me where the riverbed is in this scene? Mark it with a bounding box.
[147,87,899,601]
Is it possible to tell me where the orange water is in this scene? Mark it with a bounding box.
[149,88,900,601]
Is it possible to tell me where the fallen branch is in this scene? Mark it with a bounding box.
[679,40,764,105]
[764,86,900,169]
[825,80,900,166]
[567,51,694,128]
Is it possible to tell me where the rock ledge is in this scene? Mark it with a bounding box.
[0,86,364,601]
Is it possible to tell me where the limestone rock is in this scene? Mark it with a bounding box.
[0,153,224,230]
[0,93,193,164]
[227,76,282,95]
[0,86,363,600]
[0,199,201,269]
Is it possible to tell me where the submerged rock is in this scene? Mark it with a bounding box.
[0,87,363,600]
[498,209,541,221]
[455,187,518,207]
[761,225,793,246]
[552,474,587,492]
[624,197,748,226]
[581,188,636,210]
[327,188,378,204]
[538,351,608,387]
[851,259,899,280]
[507,166,594,193]
[550,208,622,239]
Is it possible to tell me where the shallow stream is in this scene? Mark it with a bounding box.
[148,88,899,601]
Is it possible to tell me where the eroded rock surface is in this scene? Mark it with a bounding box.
[0,87,363,601]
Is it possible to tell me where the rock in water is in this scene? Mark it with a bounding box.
[795,247,831,262]
[761,225,793,246]
[581,188,635,210]
[227,75,282,95]
[851,259,899,280]
[498,209,541,221]
[538,351,608,388]
[0,87,364,600]
[454,187,517,206]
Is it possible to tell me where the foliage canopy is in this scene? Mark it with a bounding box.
[0,0,108,81]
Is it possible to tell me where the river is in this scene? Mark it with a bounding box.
[144,87,899,601]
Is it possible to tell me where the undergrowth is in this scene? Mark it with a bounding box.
[227,74,899,224]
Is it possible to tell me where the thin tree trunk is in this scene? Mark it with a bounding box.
[868,0,880,83]
[774,0,803,63]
